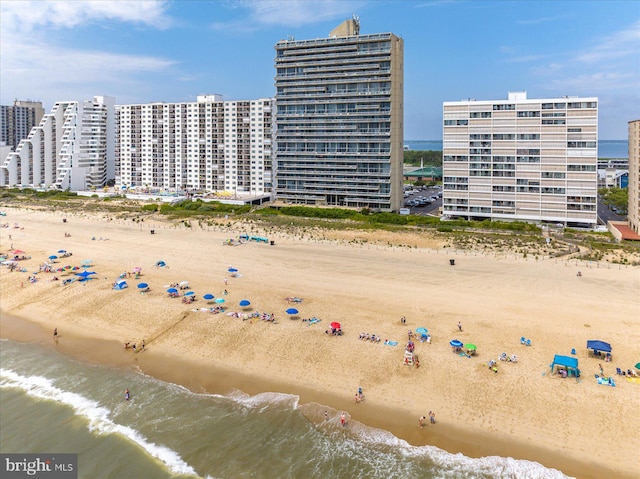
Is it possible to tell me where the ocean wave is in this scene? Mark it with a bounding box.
[226,389,300,411]
[0,368,200,478]
[299,402,572,479]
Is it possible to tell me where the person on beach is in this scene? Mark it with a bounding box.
[354,393,360,404]
[458,321,462,332]
[125,388,130,400]
[401,316,406,325]
[53,328,58,340]
[141,339,145,351]
[419,416,426,428]
[340,412,347,427]
[429,411,435,424]
[132,343,137,352]
[224,277,228,285]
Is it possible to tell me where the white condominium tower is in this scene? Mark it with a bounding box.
[274,18,404,211]
[115,95,273,195]
[0,96,115,190]
[442,92,598,226]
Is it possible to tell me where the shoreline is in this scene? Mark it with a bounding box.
[0,311,628,479]
[1,207,639,479]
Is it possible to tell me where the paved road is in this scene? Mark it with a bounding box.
[597,198,625,225]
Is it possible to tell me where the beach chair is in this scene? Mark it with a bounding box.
[570,348,576,355]
[616,367,624,376]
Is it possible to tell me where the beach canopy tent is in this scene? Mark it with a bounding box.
[550,355,580,377]
[587,340,612,357]
[155,260,167,267]
[114,280,128,290]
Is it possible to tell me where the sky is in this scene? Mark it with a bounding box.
[1,0,638,139]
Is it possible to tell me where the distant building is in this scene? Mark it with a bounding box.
[115,95,273,195]
[0,96,115,190]
[0,100,44,151]
[273,18,404,211]
[628,120,640,234]
[442,91,598,227]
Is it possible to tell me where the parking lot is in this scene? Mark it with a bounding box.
[403,186,442,216]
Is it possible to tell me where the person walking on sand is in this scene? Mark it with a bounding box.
[429,411,435,424]
[458,321,462,332]
[419,416,426,428]
[53,328,58,341]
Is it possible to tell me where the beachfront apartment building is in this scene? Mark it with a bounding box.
[0,100,45,152]
[115,95,273,195]
[442,92,598,227]
[628,120,640,234]
[273,18,404,211]
[0,96,115,190]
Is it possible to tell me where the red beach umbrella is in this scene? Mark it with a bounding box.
[331,322,341,329]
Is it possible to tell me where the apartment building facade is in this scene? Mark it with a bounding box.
[0,100,45,151]
[442,92,598,226]
[115,95,272,195]
[628,120,640,234]
[0,96,115,190]
[273,19,404,211]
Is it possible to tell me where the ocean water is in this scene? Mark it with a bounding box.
[404,140,628,159]
[0,338,570,479]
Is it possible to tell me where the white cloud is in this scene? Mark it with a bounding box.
[575,20,640,63]
[0,0,172,33]
[212,0,365,32]
[0,0,175,107]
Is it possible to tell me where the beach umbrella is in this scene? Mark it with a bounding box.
[75,271,96,280]
[57,250,67,254]
[331,322,341,330]
[48,255,58,260]
[635,362,640,370]
[155,260,166,267]
[137,283,148,289]
[203,294,214,301]
[214,298,225,304]
[133,266,142,272]
[12,249,25,255]
[450,339,463,348]
[167,287,178,294]
[286,308,299,315]
[416,327,428,335]
[464,343,477,351]
[239,299,251,307]
[228,267,238,273]
[72,266,80,271]
[185,291,195,297]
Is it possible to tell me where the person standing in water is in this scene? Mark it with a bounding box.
[125,389,130,400]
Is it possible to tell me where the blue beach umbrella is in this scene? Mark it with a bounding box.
[75,271,96,280]
[450,339,463,348]
[239,299,251,307]
[167,287,178,294]
[57,250,66,254]
[228,267,238,273]
[48,255,58,260]
[185,291,195,297]
[416,327,428,335]
[214,298,225,304]
[137,283,149,289]
[286,308,299,315]
[203,294,214,300]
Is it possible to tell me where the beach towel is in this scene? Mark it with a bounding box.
[308,318,320,325]
[596,377,616,387]
[626,376,640,384]
[385,341,398,346]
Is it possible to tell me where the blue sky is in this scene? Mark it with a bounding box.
[1,0,638,139]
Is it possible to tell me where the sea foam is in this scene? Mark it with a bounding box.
[0,368,200,478]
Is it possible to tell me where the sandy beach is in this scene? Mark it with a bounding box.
[1,206,639,479]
